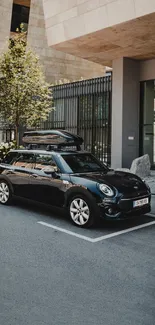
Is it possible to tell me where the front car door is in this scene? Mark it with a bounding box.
[29,153,65,206]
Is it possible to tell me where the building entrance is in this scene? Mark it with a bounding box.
[140,80,155,167]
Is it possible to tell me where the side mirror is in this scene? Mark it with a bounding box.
[43,166,58,176]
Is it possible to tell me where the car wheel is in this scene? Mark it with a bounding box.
[0,181,12,205]
[69,194,97,228]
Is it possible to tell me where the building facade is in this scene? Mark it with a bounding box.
[0,0,105,84]
[43,0,155,168]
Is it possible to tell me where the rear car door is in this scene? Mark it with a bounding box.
[29,153,65,206]
[1,152,35,199]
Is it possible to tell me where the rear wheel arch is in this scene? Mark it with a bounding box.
[0,176,14,194]
[0,178,13,205]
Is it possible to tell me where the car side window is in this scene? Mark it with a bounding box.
[2,152,18,165]
[12,153,34,169]
[34,154,57,171]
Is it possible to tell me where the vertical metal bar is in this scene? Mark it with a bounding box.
[48,75,112,163]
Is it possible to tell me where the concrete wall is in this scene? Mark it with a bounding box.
[140,59,155,81]
[111,58,140,169]
[112,57,155,168]
[0,0,13,55]
[27,0,105,83]
[43,0,155,46]
[0,0,105,84]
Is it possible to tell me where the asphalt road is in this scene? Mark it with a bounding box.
[0,199,155,325]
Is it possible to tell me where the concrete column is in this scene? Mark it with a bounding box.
[111,58,140,169]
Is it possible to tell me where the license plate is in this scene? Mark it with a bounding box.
[133,197,149,208]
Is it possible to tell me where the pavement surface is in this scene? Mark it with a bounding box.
[144,170,155,195]
[0,198,155,325]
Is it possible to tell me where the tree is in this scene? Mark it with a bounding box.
[0,32,53,145]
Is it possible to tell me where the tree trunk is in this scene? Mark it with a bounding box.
[15,125,19,147]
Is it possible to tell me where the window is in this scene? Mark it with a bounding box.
[12,153,34,169]
[34,154,57,171]
[3,152,18,165]
[62,153,108,173]
[11,3,30,33]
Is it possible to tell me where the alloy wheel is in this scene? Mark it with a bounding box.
[70,198,90,226]
[0,182,10,204]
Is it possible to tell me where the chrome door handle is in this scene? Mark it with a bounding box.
[7,170,16,174]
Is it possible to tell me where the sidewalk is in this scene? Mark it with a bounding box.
[150,197,155,215]
[144,171,155,215]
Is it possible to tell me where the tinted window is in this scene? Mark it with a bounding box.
[2,152,18,165]
[34,154,57,171]
[12,153,34,169]
[62,153,108,173]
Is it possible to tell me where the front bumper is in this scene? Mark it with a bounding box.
[98,193,151,220]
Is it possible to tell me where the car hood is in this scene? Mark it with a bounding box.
[71,170,147,195]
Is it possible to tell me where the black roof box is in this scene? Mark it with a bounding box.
[22,130,83,150]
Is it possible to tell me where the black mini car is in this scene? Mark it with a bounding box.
[0,130,151,227]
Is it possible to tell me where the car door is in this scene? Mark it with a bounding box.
[29,153,65,206]
[2,151,35,199]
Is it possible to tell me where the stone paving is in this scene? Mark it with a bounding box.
[144,170,155,194]
[144,171,155,214]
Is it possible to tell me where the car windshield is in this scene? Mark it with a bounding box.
[62,153,109,173]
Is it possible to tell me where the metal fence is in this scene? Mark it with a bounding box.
[0,74,112,164]
[44,74,112,164]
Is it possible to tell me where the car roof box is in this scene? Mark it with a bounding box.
[22,130,83,151]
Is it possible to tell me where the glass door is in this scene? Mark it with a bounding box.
[140,80,155,167]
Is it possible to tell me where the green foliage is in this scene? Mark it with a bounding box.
[0,33,53,142]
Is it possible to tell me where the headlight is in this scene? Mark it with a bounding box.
[99,184,114,197]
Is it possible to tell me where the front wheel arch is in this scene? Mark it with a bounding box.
[65,186,97,208]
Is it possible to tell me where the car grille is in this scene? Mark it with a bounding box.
[122,189,149,199]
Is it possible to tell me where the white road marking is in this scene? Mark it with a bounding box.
[38,220,155,243]
[37,221,94,242]
[92,220,155,242]
[147,213,155,218]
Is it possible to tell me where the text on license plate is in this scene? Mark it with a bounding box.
[133,197,149,208]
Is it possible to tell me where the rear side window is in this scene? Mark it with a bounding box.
[12,153,34,169]
[2,152,18,165]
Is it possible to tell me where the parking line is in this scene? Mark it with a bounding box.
[37,221,94,242]
[92,220,155,242]
[38,220,155,243]
[147,213,155,218]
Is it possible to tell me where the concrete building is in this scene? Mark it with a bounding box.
[0,0,105,84]
[43,0,155,168]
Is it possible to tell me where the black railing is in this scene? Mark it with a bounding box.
[49,75,112,164]
[1,74,112,164]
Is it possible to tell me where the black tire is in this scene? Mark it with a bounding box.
[68,193,99,228]
[0,180,12,205]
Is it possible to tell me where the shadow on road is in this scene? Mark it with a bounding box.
[11,197,154,234]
